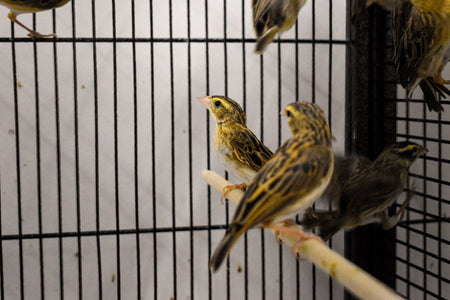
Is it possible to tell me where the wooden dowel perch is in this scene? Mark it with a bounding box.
[202,170,403,300]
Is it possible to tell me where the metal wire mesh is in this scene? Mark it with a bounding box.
[0,1,448,300]
[391,39,450,300]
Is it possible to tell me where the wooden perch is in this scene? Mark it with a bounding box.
[202,170,403,300]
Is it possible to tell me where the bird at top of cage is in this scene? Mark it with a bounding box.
[197,95,273,200]
[301,141,428,241]
[252,0,307,54]
[392,0,450,112]
[0,0,70,38]
[209,101,334,272]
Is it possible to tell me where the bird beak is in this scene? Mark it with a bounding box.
[280,109,287,116]
[197,96,212,109]
[420,147,429,156]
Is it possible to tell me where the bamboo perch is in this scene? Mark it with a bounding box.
[202,170,403,300]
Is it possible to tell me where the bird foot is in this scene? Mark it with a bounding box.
[8,12,56,38]
[436,75,450,85]
[382,185,416,230]
[27,31,57,38]
[220,183,247,204]
[264,220,324,259]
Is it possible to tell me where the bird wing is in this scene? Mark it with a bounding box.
[341,169,404,219]
[229,128,273,172]
[393,1,438,87]
[230,137,332,230]
[322,155,372,204]
[252,0,284,36]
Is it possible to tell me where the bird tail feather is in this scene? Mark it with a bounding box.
[318,217,346,241]
[301,208,344,241]
[418,78,447,112]
[301,208,337,229]
[254,26,278,54]
[209,225,244,272]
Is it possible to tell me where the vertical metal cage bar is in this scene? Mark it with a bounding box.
[130,1,141,298]
[0,164,4,300]
[259,53,266,300]
[90,0,103,297]
[186,1,195,299]
[110,1,120,298]
[345,4,397,298]
[10,21,25,300]
[30,32,44,300]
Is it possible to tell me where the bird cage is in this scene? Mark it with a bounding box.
[0,1,448,299]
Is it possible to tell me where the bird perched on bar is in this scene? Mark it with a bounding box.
[198,95,273,199]
[252,0,307,54]
[392,0,450,112]
[209,101,334,272]
[0,0,70,38]
[302,141,427,241]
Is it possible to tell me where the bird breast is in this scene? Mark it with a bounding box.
[213,130,256,184]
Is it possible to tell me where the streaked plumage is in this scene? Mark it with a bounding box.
[302,141,427,241]
[198,96,273,193]
[209,101,334,272]
[0,0,70,37]
[252,0,307,54]
[393,0,450,112]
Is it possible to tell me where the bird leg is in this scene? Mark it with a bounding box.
[436,77,450,85]
[220,183,247,204]
[381,187,416,230]
[8,12,56,38]
[436,69,450,85]
[264,220,324,258]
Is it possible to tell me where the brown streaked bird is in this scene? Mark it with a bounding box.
[302,141,427,241]
[392,0,450,112]
[209,101,334,272]
[198,95,273,199]
[0,0,70,38]
[252,0,307,54]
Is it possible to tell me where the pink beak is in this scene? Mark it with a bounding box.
[197,96,212,108]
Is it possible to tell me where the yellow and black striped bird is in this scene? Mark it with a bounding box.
[0,0,70,37]
[209,101,334,272]
[198,96,273,197]
[392,0,450,112]
[302,141,427,241]
[252,0,307,54]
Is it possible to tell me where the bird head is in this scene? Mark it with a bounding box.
[281,101,332,142]
[197,95,246,125]
[376,141,428,168]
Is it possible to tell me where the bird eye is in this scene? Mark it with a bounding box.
[286,110,292,117]
[214,100,222,107]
